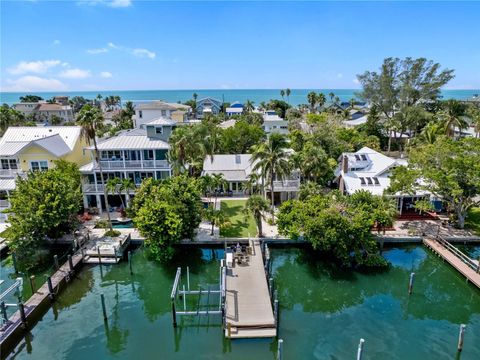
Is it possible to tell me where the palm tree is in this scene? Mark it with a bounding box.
[349,98,356,110]
[328,92,335,102]
[245,195,269,237]
[317,93,326,110]
[467,106,480,138]
[280,89,285,100]
[251,133,290,221]
[245,172,262,195]
[286,88,291,104]
[76,105,113,232]
[107,177,124,209]
[204,206,229,236]
[244,100,255,113]
[373,197,398,235]
[307,91,317,113]
[438,99,468,138]
[211,173,228,207]
[420,122,443,144]
[120,177,135,208]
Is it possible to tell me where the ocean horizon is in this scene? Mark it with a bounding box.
[1,88,479,107]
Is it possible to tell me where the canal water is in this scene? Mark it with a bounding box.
[2,245,480,359]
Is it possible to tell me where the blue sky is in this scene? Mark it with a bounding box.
[1,0,479,91]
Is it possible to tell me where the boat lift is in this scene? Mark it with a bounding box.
[170,261,226,328]
[0,277,23,325]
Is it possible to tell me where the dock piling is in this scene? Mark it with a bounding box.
[128,250,133,274]
[53,254,59,270]
[18,302,27,327]
[1,301,7,322]
[277,339,283,360]
[68,255,74,272]
[457,324,466,352]
[171,298,177,327]
[97,246,102,266]
[274,299,279,336]
[356,338,365,360]
[47,276,54,300]
[100,293,107,321]
[114,246,118,263]
[29,275,36,295]
[187,266,190,291]
[269,277,273,298]
[408,272,415,295]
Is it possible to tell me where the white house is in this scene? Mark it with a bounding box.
[202,154,299,203]
[335,146,431,214]
[225,102,244,117]
[262,110,289,135]
[133,101,191,128]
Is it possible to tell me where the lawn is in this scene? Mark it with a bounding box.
[220,199,257,238]
[465,207,480,235]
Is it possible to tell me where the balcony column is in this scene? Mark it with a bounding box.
[93,172,98,192]
[83,195,89,210]
[122,150,126,169]
[96,194,103,214]
[140,150,144,169]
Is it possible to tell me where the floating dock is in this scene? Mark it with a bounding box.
[423,237,480,289]
[224,240,277,338]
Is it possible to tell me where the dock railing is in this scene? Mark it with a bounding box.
[435,236,478,271]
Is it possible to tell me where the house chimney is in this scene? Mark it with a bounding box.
[342,155,349,173]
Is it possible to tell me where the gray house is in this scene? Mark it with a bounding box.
[196,97,222,118]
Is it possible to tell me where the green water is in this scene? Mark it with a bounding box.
[4,246,480,359]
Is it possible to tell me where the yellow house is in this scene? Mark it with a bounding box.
[0,126,90,220]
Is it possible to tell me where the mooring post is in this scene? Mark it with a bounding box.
[18,302,27,327]
[277,339,283,360]
[227,322,231,338]
[53,254,59,270]
[187,266,190,292]
[357,338,365,360]
[269,277,273,298]
[12,252,18,273]
[101,293,107,321]
[457,324,466,352]
[47,276,54,300]
[1,301,8,322]
[114,246,118,263]
[408,272,415,295]
[274,299,279,336]
[29,275,36,295]
[68,255,74,272]
[128,250,133,275]
[97,246,102,266]
[171,298,177,328]
[183,285,186,311]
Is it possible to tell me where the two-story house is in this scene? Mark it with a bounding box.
[12,102,74,124]
[196,97,222,118]
[263,110,289,135]
[0,126,91,221]
[133,101,191,128]
[225,102,244,117]
[80,120,175,213]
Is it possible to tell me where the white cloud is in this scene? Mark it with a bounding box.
[7,60,61,75]
[77,0,132,8]
[100,71,113,78]
[353,78,360,85]
[132,48,156,59]
[108,42,119,49]
[59,68,91,79]
[2,76,68,92]
[53,40,61,45]
[87,48,108,54]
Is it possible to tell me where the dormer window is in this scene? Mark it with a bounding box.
[235,155,241,164]
[361,154,367,161]
[155,127,163,134]
[366,177,373,185]
[359,177,366,185]
[354,155,361,161]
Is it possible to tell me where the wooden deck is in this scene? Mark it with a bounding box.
[224,240,276,338]
[423,238,480,289]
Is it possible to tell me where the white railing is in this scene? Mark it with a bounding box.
[98,160,169,169]
[0,169,21,178]
[0,200,10,208]
[82,183,142,193]
[270,180,300,189]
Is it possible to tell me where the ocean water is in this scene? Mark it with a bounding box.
[1,89,479,107]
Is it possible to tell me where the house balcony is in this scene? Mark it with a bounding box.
[0,169,22,178]
[266,179,300,192]
[98,160,169,170]
[0,199,10,208]
[82,183,142,193]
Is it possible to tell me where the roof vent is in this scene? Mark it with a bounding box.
[235,155,241,164]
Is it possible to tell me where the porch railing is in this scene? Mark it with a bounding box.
[0,169,21,178]
[98,160,169,170]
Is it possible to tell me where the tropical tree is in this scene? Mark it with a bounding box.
[317,93,326,109]
[286,88,291,104]
[245,172,262,195]
[0,104,25,135]
[49,114,63,125]
[245,195,269,237]
[19,95,43,103]
[418,121,443,144]
[295,142,335,184]
[437,100,468,137]
[106,177,124,209]
[76,105,113,232]
[328,92,335,102]
[120,177,136,208]
[211,173,228,207]
[251,133,291,220]
[468,106,480,138]
[204,206,229,236]
[280,89,285,100]
[244,100,255,113]
[307,91,317,113]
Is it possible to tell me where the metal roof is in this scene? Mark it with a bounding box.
[0,178,16,191]
[202,154,256,181]
[89,129,170,151]
[144,118,178,126]
[0,142,30,156]
[136,101,189,111]
[0,126,82,151]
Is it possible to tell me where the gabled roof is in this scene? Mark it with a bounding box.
[88,128,170,151]
[202,154,255,181]
[136,101,188,111]
[144,118,178,126]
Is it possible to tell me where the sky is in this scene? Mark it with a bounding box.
[1,0,479,92]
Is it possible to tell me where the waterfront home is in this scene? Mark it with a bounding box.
[262,110,289,135]
[196,97,222,118]
[80,122,172,213]
[202,154,299,203]
[0,126,90,220]
[133,101,191,128]
[12,102,74,124]
[335,146,431,214]
[343,115,368,128]
[225,102,244,117]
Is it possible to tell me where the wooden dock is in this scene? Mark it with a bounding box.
[423,237,480,289]
[224,240,277,338]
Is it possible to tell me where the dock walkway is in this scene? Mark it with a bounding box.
[224,240,276,338]
[423,237,480,289]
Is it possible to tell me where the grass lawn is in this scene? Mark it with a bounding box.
[465,207,480,235]
[220,199,257,238]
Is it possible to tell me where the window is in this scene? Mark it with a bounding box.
[155,127,163,134]
[359,177,366,185]
[354,155,361,161]
[139,110,143,119]
[1,159,9,170]
[366,177,373,185]
[373,177,380,185]
[143,150,154,160]
[161,110,167,117]
[31,161,48,171]
[9,159,17,169]
[235,155,241,164]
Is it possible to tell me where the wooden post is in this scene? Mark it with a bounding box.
[408,272,415,295]
[18,302,27,327]
[29,275,36,295]
[0,301,7,322]
[171,298,177,327]
[101,293,107,321]
[457,324,466,352]
[274,299,279,336]
[114,246,118,263]
[269,277,273,298]
[53,254,59,270]
[227,322,231,338]
[12,252,18,273]
[128,250,133,275]
[356,338,365,360]
[97,246,102,265]
[68,255,74,272]
[47,276,54,300]
[277,339,283,360]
